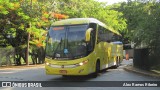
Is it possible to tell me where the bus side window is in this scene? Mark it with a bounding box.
[111,34,117,42]
[106,31,113,43]
[111,34,122,42]
[98,26,107,43]
[98,29,103,43]
[88,23,96,51]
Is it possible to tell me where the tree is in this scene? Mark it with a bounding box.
[0,0,127,65]
[57,0,127,33]
[116,0,160,65]
[0,0,54,65]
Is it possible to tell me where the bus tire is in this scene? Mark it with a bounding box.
[116,56,120,68]
[92,60,100,78]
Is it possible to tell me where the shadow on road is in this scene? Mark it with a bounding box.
[48,69,109,81]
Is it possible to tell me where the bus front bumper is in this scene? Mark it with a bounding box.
[45,63,90,76]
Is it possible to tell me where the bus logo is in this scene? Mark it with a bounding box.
[2,82,11,87]
[61,65,64,68]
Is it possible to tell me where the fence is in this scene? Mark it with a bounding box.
[133,48,160,70]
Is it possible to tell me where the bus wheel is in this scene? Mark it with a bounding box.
[92,61,100,78]
[116,56,120,68]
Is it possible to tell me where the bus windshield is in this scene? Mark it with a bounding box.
[45,24,88,60]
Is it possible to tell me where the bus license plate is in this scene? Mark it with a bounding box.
[59,70,67,74]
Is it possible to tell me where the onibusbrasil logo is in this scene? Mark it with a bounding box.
[1,82,42,87]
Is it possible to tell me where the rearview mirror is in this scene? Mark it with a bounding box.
[123,44,132,50]
[85,28,93,42]
[123,42,135,50]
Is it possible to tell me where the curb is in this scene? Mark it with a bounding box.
[0,64,44,70]
[123,65,160,78]
[151,70,160,74]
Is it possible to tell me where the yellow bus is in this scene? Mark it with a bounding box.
[45,18,123,77]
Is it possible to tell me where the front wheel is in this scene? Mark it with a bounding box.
[92,61,100,78]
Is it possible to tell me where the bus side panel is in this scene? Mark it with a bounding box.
[94,42,110,70]
[103,42,110,69]
[86,51,99,74]
[117,45,123,62]
[108,43,117,67]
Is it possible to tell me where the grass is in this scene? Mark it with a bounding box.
[20,55,33,64]
[151,64,160,71]
[151,64,160,75]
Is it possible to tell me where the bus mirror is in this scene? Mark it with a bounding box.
[123,42,135,50]
[123,44,132,50]
[85,28,93,42]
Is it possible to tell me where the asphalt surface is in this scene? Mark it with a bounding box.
[0,59,160,90]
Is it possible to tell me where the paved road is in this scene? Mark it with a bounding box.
[0,59,159,90]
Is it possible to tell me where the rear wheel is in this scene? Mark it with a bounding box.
[115,56,120,68]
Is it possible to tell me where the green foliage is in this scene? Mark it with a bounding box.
[0,0,14,15]
[117,0,160,48]
[0,0,159,66]
[0,0,53,65]
[0,0,128,65]
[57,0,127,32]
[0,46,15,66]
[114,0,160,66]
[0,0,127,47]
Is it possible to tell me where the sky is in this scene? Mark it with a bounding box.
[97,0,127,5]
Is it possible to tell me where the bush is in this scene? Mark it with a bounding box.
[0,46,15,66]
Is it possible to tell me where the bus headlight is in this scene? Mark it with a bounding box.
[45,61,50,65]
[79,62,84,66]
[76,60,88,66]
[46,62,50,65]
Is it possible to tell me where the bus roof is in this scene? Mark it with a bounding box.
[52,18,121,35]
